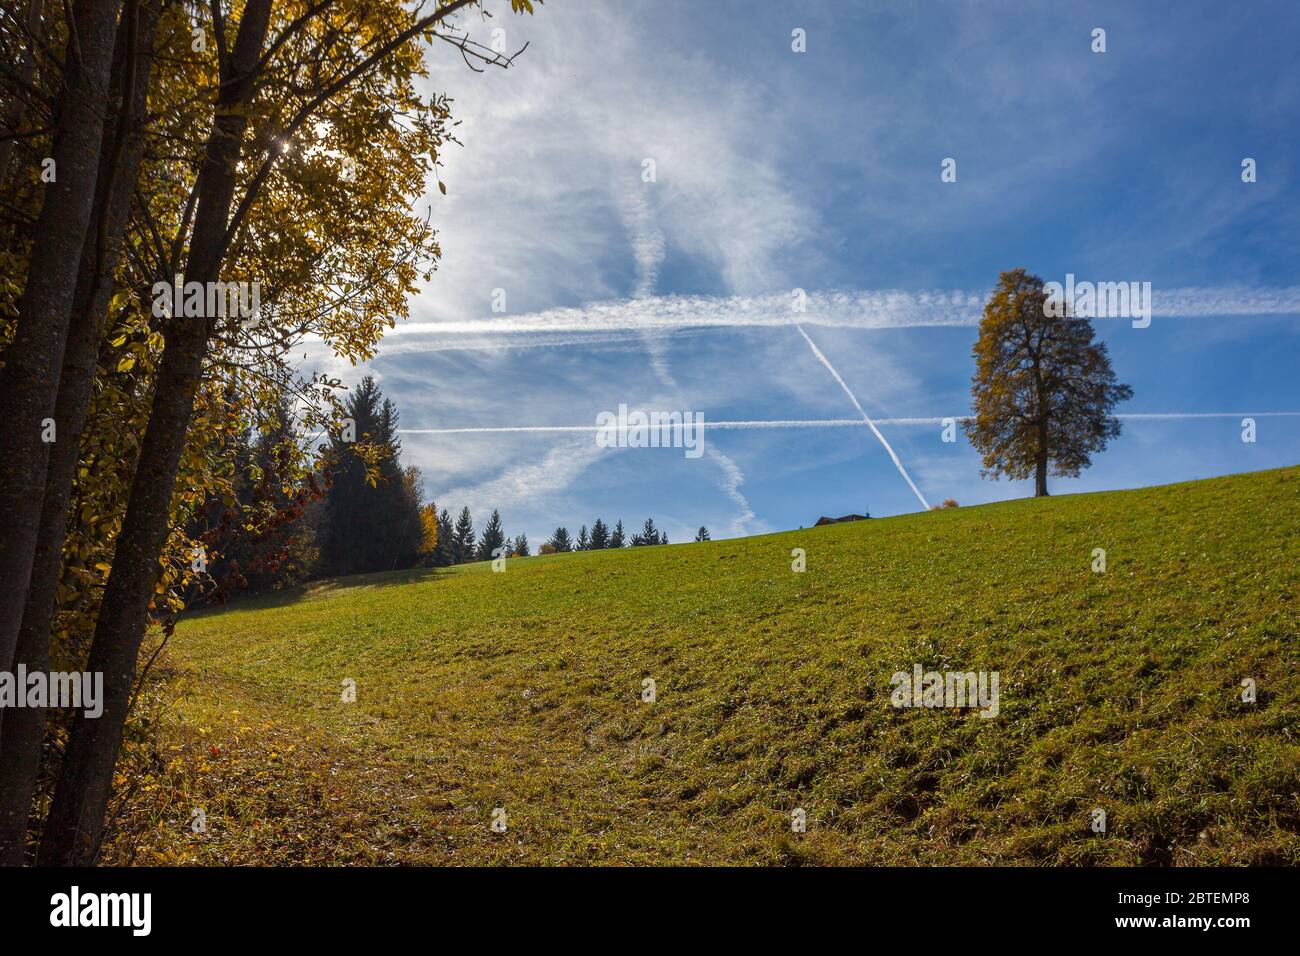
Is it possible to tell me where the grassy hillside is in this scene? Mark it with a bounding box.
[107,466,1300,865]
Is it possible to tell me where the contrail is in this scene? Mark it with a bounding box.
[1114,412,1299,420]
[371,286,1300,350]
[400,419,889,434]
[395,411,1300,435]
[793,324,931,510]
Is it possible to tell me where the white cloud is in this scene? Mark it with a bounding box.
[705,446,757,536]
[437,436,609,518]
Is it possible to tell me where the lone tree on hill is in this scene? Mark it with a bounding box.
[694,526,711,542]
[965,269,1133,497]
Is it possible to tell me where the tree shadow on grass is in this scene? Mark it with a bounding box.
[182,564,465,618]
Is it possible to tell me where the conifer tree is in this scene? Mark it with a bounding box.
[453,506,476,563]
[476,509,506,561]
[434,508,455,566]
[632,517,661,546]
[318,377,423,576]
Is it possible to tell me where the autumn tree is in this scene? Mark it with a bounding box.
[965,269,1133,497]
[0,0,163,865]
[0,0,124,697]
[6,0,538,866]
[420,502,440,557]
[188,395,321,597]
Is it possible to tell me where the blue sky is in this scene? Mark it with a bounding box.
[309,0,1300,546]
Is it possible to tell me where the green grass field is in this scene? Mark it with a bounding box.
[107,466,1300,865]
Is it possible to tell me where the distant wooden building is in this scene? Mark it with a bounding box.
[814,513,869,526]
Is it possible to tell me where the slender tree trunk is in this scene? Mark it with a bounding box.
[37,0,274,867]
[0,0,159,867]
[1031,339,1049,497]
[0,0,46,193]
[0,0,122,680]
[1035,418,1049,497]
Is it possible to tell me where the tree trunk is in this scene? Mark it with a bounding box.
[37,0,274,867]
[1035,418,1049,497]
[0,0,122,681]
[0,0,46,193]
[0,0,159,867]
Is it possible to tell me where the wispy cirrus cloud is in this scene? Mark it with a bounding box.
[436,437,609,518]
[307,1,1300,541]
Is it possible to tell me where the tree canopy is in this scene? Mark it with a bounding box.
[965,269,1133,497]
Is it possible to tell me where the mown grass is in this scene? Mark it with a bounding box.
[105,466,1300,865]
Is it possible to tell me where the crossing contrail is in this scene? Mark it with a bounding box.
[792,323,931,510]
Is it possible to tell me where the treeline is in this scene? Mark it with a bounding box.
[199,377,712,593]
[430,514,708,563]
[195,376,423,594]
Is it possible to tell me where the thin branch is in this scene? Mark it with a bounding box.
[251,0,336,77]
[222,0,485,247]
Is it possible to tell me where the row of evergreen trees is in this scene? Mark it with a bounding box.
[199,376,716,593]
[193,376,425,593]
[423,506,519,565]
[426,513,710,563]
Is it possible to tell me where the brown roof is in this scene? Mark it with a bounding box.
[814,514,868,526]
